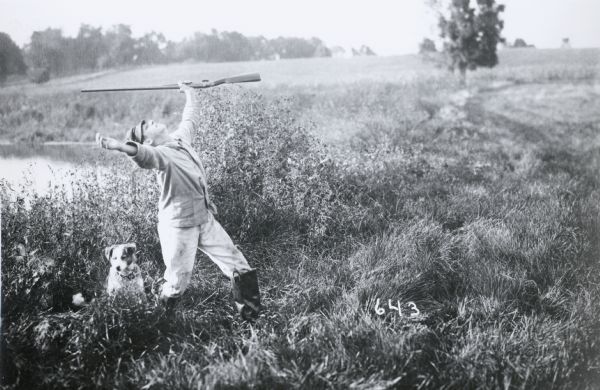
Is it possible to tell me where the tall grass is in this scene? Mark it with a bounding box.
[2,57,600,388]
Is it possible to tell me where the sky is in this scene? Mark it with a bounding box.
[1,0,599,55]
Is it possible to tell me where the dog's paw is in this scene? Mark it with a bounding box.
[72,293,86,306]
[72,292,95,307]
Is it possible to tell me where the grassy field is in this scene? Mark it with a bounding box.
[1,48,600,389]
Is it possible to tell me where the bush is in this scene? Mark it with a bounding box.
[189,88,385,246]
[28,67,50,84]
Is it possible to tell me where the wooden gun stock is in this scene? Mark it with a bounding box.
[81,73,261,93]
[212,73,261,86]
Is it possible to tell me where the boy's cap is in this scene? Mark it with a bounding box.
[127,120,145,143]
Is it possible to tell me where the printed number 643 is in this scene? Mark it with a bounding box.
[374,298,420,318]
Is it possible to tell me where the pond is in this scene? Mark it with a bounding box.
[0,143,129,198]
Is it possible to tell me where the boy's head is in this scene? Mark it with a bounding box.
[128,119,170,146]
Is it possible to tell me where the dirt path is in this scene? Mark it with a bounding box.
[465,82,600,147]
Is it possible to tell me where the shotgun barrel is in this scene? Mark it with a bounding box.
[81,72,261,93]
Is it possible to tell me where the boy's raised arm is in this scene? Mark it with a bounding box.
[172,82,203,145]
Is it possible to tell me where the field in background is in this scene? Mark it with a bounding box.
[0,48,599,145]
[1,49,600,389]
[1,48,598,93]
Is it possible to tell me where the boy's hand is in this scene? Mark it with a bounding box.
[178,81,194,94]
[96,133,121,150]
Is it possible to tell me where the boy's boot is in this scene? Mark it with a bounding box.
[231,269,261,321]
[161,296,179,315]
[152,278,179,315]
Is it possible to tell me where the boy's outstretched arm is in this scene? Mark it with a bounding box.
[96,133,137,155]
[96,132,168,170]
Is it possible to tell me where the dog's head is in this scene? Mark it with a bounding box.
[105,243,138,276]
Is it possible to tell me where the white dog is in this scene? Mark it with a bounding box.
[105,243,145,299]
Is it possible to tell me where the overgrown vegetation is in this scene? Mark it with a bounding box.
[1,54,600,388]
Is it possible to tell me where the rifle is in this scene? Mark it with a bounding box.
[81,73,261,93]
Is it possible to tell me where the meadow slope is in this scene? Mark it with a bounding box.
[1,50,600,389]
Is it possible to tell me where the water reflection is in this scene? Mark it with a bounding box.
[0,143,129,199]
[0,142,109,162]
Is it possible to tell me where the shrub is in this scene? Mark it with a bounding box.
[28,67,50,84]
[190,88,364,244]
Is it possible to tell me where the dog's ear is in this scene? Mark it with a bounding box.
[104,245,115,261]
[125,245,136,257]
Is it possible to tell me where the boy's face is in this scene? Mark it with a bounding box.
[131,119,168,145]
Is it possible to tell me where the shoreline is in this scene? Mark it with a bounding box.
[0,141,96,146]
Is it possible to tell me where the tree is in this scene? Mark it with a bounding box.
[102,24,136,67]
[272,36,326,59]
[433,0,505,85]
[0,32,26,83]
[180,31,222,62]
[247,36,274,60]
[419,38,437,54]
[311,37,332,57]
[217,31,254,62]
[513,38,527,48]
[73,24,106,69]
[351,45,376,56]
[133,32,167,64]
[26,28,68,75]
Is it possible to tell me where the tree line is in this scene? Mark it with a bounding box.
[2,0,509,87]
[1,24,371,83]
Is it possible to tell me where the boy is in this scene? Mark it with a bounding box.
[96,82,261,320]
